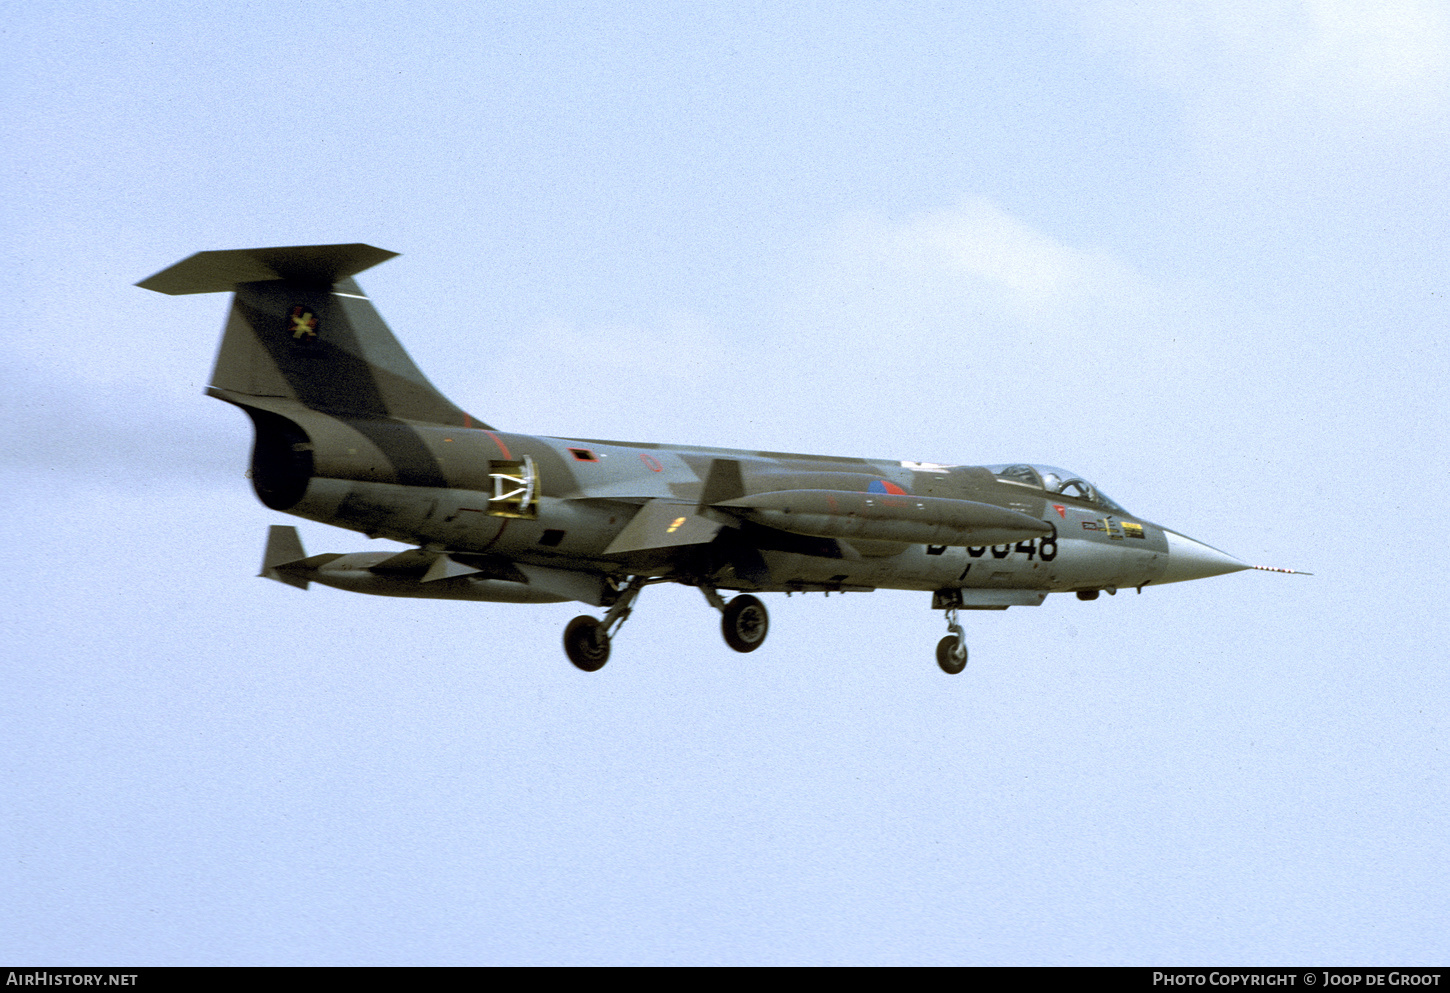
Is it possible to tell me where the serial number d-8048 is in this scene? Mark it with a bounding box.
[965,524,1058,562]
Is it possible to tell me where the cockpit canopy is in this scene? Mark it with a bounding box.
[986,464,1129,515]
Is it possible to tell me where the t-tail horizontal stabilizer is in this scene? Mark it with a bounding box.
[135,244,397,295]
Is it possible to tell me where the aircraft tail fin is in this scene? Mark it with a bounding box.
[260,525,310,590]
[138,244,484,427]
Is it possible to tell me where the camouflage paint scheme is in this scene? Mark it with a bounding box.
[139,244,1259,672]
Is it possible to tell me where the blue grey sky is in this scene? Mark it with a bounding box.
[3,1,1447,965]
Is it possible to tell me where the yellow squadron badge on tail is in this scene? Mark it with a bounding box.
[288,305,318,339]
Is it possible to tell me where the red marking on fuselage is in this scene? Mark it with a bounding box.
[484,430,511,460]
[477,517,509,551]
[1053,504,1066,518]
[463,413,473,428]
[640,453,664,472]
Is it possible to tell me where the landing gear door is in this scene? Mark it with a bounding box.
[487,455,538,519]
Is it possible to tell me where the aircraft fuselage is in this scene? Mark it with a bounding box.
[236,389,1192,605]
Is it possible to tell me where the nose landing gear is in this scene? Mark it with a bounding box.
[936,605,968,675]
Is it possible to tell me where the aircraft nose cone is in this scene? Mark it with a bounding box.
[1159,529,1250,584]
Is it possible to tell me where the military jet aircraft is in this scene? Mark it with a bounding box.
[139,243,1301,674]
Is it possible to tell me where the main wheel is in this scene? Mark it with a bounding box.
[721,595,769,653]
[564,615,610,672]
[936,635,967,675]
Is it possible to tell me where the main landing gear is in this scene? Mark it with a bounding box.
[562,578,771,672]
[721,595,770,653]
[563,615,611,672]
[562,576,647,672]
[936,605,968,675]
[697,582,770,654]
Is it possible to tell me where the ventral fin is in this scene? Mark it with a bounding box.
[421,555,484,583]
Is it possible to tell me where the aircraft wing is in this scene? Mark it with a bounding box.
[602,499,726,556]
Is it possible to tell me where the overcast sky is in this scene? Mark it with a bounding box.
[3,0,1447,965]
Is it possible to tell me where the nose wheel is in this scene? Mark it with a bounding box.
[936,606,967,674]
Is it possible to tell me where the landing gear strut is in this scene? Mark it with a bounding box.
[936,605,967,675]
[562,576,646,672]
[698,582,770,653]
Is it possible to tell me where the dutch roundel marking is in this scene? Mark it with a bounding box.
[868,479,908,495]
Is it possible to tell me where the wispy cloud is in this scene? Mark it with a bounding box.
[797,197,1158,332]
[0,347,244,488]
[471,311,737,442]
[1075,0,1449,145]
